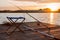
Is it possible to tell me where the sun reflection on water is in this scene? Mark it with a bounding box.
[50,13,54,24]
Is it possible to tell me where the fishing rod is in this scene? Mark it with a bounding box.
[9,1,51,34]
[8,1,49,28]
[8,1,60,40]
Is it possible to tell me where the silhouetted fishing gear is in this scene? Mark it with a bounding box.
[9,1,51,34]
[8,1,60,40]
[8,1,49,28]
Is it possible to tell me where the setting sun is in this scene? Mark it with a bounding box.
[46,3,58,11]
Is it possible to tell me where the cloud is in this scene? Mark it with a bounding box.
[14,0,60,3]
[15,0,37,2]
[0,0,13,7]
[14,0,47,3]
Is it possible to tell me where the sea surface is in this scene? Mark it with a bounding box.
[0,13,60,25]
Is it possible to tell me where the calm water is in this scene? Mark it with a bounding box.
[0,13,60,25]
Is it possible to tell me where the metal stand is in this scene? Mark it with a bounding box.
[6,17,25,35]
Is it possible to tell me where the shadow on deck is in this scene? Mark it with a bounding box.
[0,22,60,40]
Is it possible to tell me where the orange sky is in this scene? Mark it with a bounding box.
[0,0,60,10]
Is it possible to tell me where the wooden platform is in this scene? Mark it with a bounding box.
[0,22,60,40]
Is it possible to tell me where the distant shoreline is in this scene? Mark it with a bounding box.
[0,10,60,13]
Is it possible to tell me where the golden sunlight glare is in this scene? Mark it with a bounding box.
[46,3,58,11]
[50,13,54,24]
